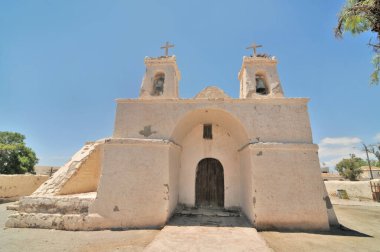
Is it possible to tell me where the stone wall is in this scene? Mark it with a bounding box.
[0,175,49,199]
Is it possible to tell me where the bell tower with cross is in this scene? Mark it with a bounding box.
[139,42,181,99]
[238,42,284,98]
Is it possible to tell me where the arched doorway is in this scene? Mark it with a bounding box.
[195,158,224,208]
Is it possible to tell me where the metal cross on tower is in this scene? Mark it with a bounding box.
[160,41,175,57]
[246,43,263,57]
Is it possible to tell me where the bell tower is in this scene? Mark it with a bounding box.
[238,43,284,98]
[139,42,181,99]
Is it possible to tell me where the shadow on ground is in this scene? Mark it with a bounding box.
[167,207,372,238]
[265,224,372,238]
[167,207,252,228]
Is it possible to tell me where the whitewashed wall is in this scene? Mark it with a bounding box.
[179,124,240,208]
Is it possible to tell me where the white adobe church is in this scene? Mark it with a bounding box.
[7,43,338,231]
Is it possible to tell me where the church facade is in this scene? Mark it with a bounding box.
[7,46,338,231]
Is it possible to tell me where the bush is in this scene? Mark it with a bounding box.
[0,132,38,174]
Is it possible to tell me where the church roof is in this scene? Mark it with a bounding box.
[194,86,231,100]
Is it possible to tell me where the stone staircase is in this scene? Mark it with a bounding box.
[175,207,242,217]
[16,193,95,214]
[32,140,104,196]
[5,193,96,230]
[170,206,250,228]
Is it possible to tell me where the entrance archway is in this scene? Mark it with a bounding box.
[195,158,224,208]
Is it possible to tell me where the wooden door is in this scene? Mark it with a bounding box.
[195,158,224,208]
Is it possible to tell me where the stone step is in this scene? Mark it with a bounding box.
[17,194,95,215]
[6,203,19,211]
[175,207,241,217]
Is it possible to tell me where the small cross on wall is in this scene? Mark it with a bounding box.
[246,43,263,57]
[160,41,175,57]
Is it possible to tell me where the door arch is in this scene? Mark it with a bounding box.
[195,158,224,208]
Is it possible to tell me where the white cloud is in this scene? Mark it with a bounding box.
[321,157,349,169]
[319,145,361,158]
[319,137,362,146]
[374,133,380,142]
[318,135,380,170]
[318,136,364,170]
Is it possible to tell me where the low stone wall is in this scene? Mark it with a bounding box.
[324,180,378,200]
[0,175,49,199]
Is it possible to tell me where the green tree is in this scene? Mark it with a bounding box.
[0,131,38,174]
[335,154,367,180]
[335,0,380,84]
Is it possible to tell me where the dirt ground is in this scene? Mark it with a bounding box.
[144,210,271,251]
[1,201,380,252]
[261,204,380,252]
[0,202,159,252]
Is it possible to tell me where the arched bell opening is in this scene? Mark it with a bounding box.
[255,74,268,95]
[152,72,165,96]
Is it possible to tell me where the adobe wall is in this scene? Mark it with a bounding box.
[238,57,283,98]
[89,139,180,228]
[361,169,380,179]
[0,175,49,199]
[178,124,241,208]
[113,98,312,145]
[169,145,181,216]
[139,57,180,99]
[324,180,375,200]
[239,147,254,222]
[247,143,330,231]
[112,98,332,231]
[7,98,333,231]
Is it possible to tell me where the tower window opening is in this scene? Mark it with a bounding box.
[203,124,212,139]
[255,75,268,95]
[153,73,165,96]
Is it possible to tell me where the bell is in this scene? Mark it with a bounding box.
[154,77,164,95]
[256,77,267,95]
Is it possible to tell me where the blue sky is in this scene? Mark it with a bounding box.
[1,1,379,169]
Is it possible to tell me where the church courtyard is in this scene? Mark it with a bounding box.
[1,200,380,252]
